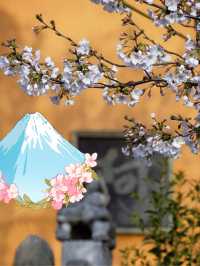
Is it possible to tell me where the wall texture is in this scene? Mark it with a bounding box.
[0,1,198,265]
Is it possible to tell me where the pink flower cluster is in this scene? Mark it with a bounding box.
[0,172,18,203]
[47,153,97,210]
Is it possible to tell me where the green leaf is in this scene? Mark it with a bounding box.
[17,195,51,209]
[91,169,100,180]
[23,194,33,203]
[44,178,51,187]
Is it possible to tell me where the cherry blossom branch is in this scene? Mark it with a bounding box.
[122,0,151,20]
[123,16,184,59]
[0,0,199,163]
[34,14,127,68]
[122,0,188,40]
[92,77,167,89]
[123,113,200,164]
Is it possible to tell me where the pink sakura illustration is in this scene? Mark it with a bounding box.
[85,153,98,168]
[0,152,97,210]
[46,153,98,210]
[0,113,98,209]
[0,172,18,204]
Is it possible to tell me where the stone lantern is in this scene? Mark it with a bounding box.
[56,179,116,266]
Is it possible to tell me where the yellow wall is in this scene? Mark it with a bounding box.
[0,1,199,265]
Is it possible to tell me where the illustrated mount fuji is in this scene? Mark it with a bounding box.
[0,112,85,202]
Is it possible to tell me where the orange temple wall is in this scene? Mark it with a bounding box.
[0,1,199,265]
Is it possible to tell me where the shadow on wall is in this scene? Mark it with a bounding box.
[0,10,20,41]
[0,9,47,139]
[0,10,57,266]
[0,9,21,264]
[0,9,24,137]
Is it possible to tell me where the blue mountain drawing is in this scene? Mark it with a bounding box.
[0,112,85,202]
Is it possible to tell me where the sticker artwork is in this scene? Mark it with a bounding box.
[0,112,98,209]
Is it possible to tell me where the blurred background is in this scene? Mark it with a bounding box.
[0,0,199,265]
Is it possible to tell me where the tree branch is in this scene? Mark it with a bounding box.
[122,0,188,41]
[35,15,127,68]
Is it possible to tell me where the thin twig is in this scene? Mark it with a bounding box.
[36,16,127,68]
[128,18,184,59]
[122,0,188,40]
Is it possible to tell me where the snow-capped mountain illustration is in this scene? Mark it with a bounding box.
[0,112,85,202]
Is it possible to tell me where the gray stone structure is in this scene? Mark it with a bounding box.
[73,132,170,232]
[56,180,116,266]
[13,235,54,266]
